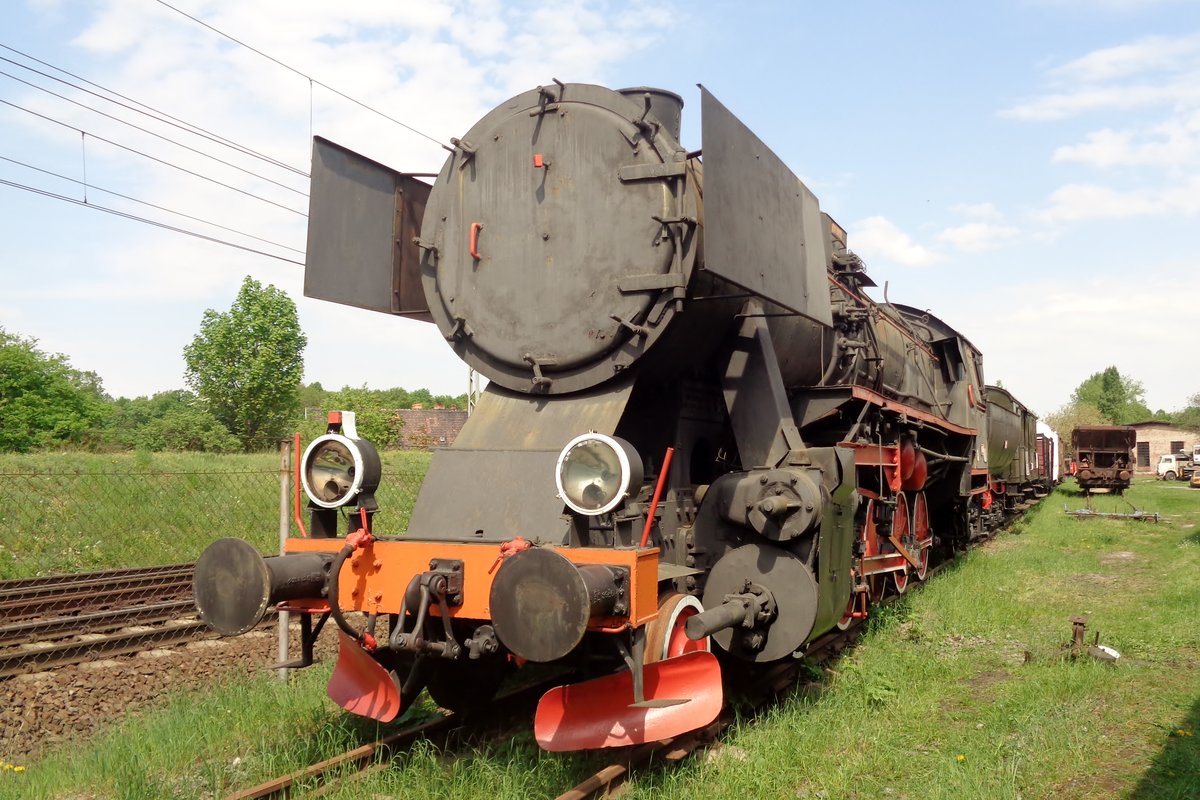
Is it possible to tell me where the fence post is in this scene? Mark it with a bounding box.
[277,438,291,682]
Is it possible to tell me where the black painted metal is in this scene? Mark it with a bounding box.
[417,83,700,395]
[304,136,432,320]
[489,548,592,663]
[700,86,833,327]
[193,538,327,636]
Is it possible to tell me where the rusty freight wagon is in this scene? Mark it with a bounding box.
[1072,426,1136,494]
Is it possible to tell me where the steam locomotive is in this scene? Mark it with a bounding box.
[193,83,1046,751]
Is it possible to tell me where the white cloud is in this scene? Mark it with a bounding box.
[1048,34,1200,84]
[966,269,1200,415]
[1000,82,1200,122]
[5,0,685,398]
[1037,177,1200,222]
[936,222,1020,253]
[847,216,941,268]
[1000,33,1200,122]
[1053,114,1200,168]
[1005,32,1200,228]
[949,202,1003,221]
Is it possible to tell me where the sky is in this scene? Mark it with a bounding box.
[3,0,1200,419]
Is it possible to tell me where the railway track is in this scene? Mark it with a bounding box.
[222,674,567,800]
[223,555,968,800]
[0,562,194,620]
[0,562,208,678]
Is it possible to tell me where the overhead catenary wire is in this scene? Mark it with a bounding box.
[0,98,307,217]
[0,177,305,266]
[0,68,308,197]
[0,43,307,177]
[0,155,306,255]
[154,0,447,150]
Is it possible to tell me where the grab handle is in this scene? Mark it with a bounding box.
[470,222,484,261]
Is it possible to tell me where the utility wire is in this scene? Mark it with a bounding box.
[0,43,306,176]
[0,68,307,196]
[0,177,305,265]
[0,155,305,254]
[0,98,307,217]
[155,0,447,150]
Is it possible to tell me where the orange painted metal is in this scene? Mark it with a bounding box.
[533,651,723,751]
[283,538,659,627]
[326,631,403,722]
[292,432,308,537]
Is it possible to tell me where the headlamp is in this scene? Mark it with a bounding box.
[301,430,381,509]
[555,433,643,516]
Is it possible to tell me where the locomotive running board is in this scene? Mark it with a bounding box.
[326,631,404,723]
[533,651,723,751]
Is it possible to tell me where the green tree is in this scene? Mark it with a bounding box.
[183,277,307,450]
[1170,391,1200,432]
[1070,367,1151,424]
[0,328,106,452]
[321,385,405,447]
[1044,401,1107,455]
[136,406,240,452]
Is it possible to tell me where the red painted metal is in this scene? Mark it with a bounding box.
[911,491,931,580]
[902,450,928,491]
[469,222,483,260]
[533,651,722,751]
[845,386,979,436]
[326,631,403,722]
[899,438,916,480]
[639,447,675,548]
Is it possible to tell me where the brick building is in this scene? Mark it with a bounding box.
[397,406,468,450]
[1128,421,1200,473]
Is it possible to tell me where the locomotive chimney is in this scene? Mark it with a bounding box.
[617,87,684,141]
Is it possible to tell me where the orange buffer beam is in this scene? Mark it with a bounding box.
[284,538,660,629]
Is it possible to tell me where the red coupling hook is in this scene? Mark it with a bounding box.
[489,536,532,574]
[346,529,374,550]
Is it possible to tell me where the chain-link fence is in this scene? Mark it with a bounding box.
[0,445,429,579]
[0,444,427,760]
[0,443,428,683]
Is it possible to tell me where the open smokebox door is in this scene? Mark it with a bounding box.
[304,136,433,322]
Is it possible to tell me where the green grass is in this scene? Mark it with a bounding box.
[2,477,1196,799]
[0,450,430,579]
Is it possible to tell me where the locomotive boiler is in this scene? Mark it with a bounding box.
[194,83,1030,750]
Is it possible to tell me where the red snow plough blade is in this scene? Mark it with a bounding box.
[326,631,403,722]
[533,650,722,751]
